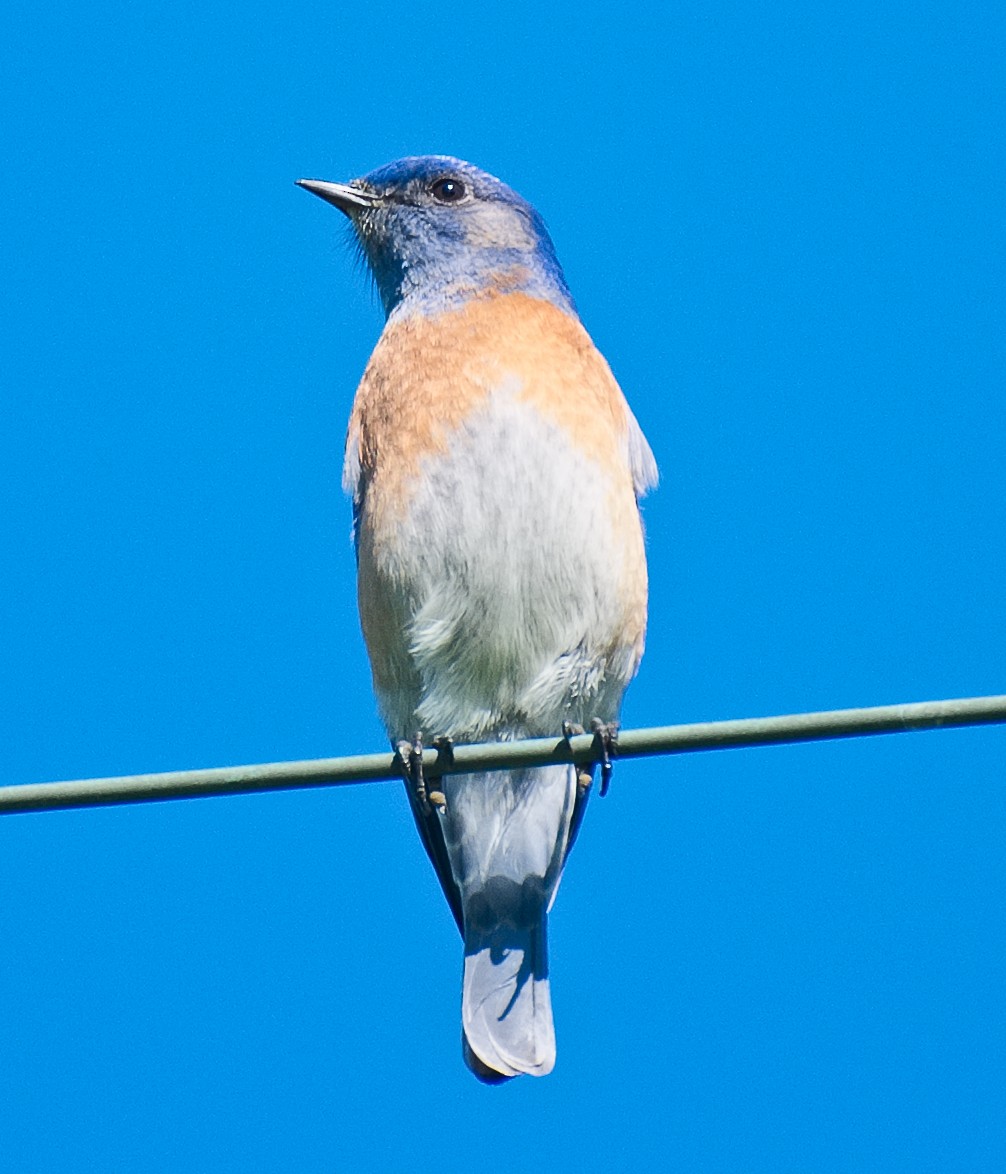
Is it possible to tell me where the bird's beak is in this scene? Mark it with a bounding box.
[295,178,382,214]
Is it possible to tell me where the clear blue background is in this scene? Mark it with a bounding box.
[2,2,1004,1170]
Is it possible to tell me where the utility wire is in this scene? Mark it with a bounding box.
[2,694,1004,817]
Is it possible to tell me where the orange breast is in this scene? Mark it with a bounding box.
[348,291,649,674]
[348,291,635,524]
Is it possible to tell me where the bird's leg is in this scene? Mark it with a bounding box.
[562,721,593,797]
[396,731,430,812]
[590,719,620,797]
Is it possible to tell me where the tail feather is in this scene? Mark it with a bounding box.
[439,764,575,1081]
[463,1033,515,1084]
[462,885,555,1078]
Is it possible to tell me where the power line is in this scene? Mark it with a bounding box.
[2,694,1004,817]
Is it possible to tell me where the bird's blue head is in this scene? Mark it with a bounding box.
[297,156,576,320]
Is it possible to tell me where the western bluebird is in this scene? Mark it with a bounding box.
[298,157,657,1082]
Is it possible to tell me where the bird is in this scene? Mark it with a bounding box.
[298,156,657,1082]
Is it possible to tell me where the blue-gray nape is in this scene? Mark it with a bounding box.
[347,156,577,319]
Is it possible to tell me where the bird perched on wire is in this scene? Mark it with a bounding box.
[298,156,657,1082]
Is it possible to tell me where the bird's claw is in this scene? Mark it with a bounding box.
[397,732,445,814]
[427,736,453,812]
[590,719,619,797]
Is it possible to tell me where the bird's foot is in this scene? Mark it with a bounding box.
[590,719,620,797]
[563,721,594,796]
[396,732,446,814]
[427,736,453,812]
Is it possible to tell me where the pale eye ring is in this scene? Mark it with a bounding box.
[430,177,468,204]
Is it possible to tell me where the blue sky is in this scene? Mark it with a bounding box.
[2,1,1004,1170]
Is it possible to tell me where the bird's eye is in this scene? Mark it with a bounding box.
[430,177,468,204]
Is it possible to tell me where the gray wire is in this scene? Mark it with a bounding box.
[2,694,1004,816]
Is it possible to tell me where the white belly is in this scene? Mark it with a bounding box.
[359,392,644,741]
